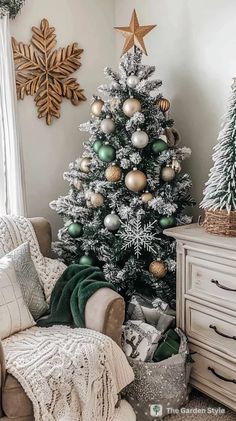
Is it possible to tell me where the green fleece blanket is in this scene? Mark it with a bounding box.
[37,264,116,328]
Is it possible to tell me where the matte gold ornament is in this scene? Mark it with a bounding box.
[159,98,170,113]
[80,158,91,173]
[141,191,153,203]
[125,169,147,192]
[12,19,86,125]
[90,193,104,208]
[149,260,167,279]
[123,98,141,117]
[101,116,115,134]
[171,159,181,173]
[161,166,176,182]
[114,9,156,56]
[105,165,122,182]
[91,99,104,117]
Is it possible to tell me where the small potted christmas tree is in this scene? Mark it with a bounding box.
[201,79,236,236]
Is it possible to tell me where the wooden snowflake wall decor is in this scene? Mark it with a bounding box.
[12,19,86,125]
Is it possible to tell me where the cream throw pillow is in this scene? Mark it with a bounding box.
[0,255,35,339]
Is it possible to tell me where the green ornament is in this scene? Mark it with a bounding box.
[93,139,103,153]
[68,222,83,238]
[151,139,168,155]
[159,216,176,229]
[98,145,116,163]
[79,255,94,265]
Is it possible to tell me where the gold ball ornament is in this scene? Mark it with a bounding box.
[159,98,171,113]
[141,191,153,203]
[105,165,122,182]
[101,117,115,134]
[80,158,91,173]
[125,169,147,192]
[161,166,176,182]
[91,99,104,117]
[90,193,104,208]
[149,260,167,279]
[123,98,141,117]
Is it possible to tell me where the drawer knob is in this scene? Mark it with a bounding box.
[211,279,236,292]
[208,367,236,384]
[209,324,236,340]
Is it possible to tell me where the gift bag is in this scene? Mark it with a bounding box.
[124,329,191,420]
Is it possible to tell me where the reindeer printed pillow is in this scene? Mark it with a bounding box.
[122,320,160,362]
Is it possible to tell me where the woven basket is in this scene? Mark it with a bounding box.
[203,209,236,237]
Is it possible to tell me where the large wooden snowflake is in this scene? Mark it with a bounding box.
[12,19,86,125]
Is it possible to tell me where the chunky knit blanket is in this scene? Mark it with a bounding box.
[2,326,134,421]
[0,215,66,301]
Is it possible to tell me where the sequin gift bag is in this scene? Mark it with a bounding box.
[124,329,191,420]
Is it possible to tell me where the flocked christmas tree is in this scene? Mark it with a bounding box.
[51,10,194,306]
[201,79,236,213]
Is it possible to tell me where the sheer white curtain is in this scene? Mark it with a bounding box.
[0,11,26,215]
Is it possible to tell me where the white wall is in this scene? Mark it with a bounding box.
[11,0,236,235]
[10,0,115,235]
[115,0,236,218]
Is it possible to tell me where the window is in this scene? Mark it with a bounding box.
[0,11,26,215]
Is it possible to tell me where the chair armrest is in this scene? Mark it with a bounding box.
[85,288,125,347]
[29,217,52,258]
[0,339,6,417]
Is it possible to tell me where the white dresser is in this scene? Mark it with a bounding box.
[164,223,236,411]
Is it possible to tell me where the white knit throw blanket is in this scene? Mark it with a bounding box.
[2,326,134,421]
[0,215,66,301]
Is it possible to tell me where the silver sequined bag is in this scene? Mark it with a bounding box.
[124,329,191,420]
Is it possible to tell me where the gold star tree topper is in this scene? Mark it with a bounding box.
[114,9,156,56]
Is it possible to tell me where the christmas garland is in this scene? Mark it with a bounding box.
[0,0,25,19]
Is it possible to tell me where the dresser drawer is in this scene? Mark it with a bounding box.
[190,345,236,401]
[186,255,236,311]
[186,301,236,359]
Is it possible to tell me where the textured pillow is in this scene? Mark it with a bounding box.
[0,255,35,339]
[122,321,160,362]
[9,243,48,320]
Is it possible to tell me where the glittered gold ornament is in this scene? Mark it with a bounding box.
[105,165,122,182]
[125,169,147,192]
[114,9,156,56]
[161,166,176,182]
[149,260,167,278]
[80,157,91,173]
[123,98,141,117]
[91,99,104,117]
[141,191,153,203]
[159,98,170,113]
[90,193,104,208]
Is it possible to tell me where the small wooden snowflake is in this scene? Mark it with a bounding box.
[12,18,86,125]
